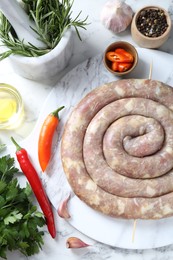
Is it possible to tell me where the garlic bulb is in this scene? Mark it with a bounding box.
[100,0,133,33]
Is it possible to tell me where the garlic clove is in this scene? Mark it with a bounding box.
[57,194,71,219]
[66,237,90,248]
[100,0,133,33]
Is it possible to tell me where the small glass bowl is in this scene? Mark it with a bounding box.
[0,83,24,129]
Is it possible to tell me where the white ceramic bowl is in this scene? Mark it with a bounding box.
[9,29,73,84]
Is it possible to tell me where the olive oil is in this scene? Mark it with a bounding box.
[0,99,17,122]
[0,84,24,129]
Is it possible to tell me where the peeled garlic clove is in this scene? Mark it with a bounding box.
[100,0,133,33]
[66,237,90,248]
[57,194,71,219]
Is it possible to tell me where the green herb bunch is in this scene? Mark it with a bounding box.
[0,0,88,60]
[0,155,45,259]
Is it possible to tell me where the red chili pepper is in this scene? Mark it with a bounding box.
[115,48,134,63]
[111,61,119,71]
[38,106,64,172]
[118,62,133,72]
[11,137,56,239]
[106,51,116,62]
[106,51,132,63]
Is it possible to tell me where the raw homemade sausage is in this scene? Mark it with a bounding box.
[61,79,173,219]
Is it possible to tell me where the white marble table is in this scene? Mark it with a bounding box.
[1,0,173,259]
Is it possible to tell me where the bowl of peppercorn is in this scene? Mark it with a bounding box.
[131,6,172,49]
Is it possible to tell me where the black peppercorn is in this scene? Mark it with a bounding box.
[136,8,168,37]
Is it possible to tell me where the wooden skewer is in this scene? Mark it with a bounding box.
[132,219,137,243]
[148,60,153,80]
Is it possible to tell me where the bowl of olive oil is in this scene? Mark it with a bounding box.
[0,83,24,129]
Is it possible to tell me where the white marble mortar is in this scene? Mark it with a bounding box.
[8,29,73,84]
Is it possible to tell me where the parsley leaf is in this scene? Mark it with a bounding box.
[4,210,23,225]
[0,155,45,259]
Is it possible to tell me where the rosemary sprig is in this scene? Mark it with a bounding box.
[0,12,49,60]
[0,0,88,59]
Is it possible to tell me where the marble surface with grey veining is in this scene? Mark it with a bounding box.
[1,0,173,259]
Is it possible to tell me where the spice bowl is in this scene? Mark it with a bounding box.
[131,6,172,49]
[103,41,138,76]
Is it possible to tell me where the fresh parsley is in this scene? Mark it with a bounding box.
[0,0,88,60]
[0,155,45,259]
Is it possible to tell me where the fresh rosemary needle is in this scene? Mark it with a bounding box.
[0,0,88,59]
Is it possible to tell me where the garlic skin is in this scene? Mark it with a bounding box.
[66,237,90,248]
[100,0,133,33]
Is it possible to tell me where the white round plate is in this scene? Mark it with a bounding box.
[5,47,173,249]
